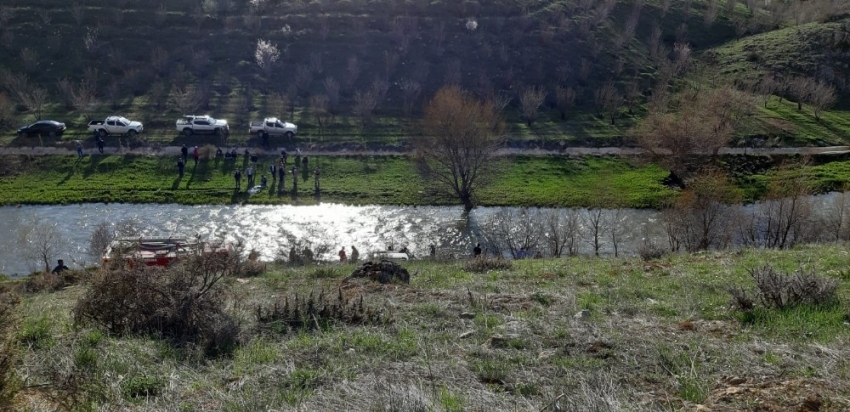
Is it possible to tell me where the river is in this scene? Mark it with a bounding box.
[2,194,843,277]
[0,203,669,276]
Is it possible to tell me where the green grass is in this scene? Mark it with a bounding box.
[7,244,850,410]
[0,154,680,208]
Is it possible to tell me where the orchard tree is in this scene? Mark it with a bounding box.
[554,85,576,120]
[414,86,506,211]
[594,82,622,125]
[809,81,836,121]
[254,39,280,76]
[634,86,756,176]
[518,85,546,127]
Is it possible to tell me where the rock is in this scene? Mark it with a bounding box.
[489,334,518,348]
[727,377,747,385]
[574,309,591,320]
[459,312,476,319]
[459,330,474,339]
[349,260,410,284]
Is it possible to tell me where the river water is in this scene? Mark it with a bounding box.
[0,203,669,276]
[2,194,842,277]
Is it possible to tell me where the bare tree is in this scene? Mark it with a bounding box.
[554,86,576,120]
[544,209,581,257]
[149,81,167,110]
[322,77,340,115]
[635,86,756,176]
[155,3,167,26]
[519,85,547,127]
[824,190,850,241]
[482,208,543,258]
[370,77,389,113]
[755,77,777,108]
[18,218,63,273]
[594,82,622,125]
[663,169,740,252]
[0,92,15,130]
[169,85,203,114]
[582,206,606,257]
[623,79,641,115]
[809,81,837,121]
[294,64,313,97]
[18,87,49,120]
[265,93,286,116]
[789,76,816,111]
[310,94,330,141]
[414,86,506,211]
[398,78,421,117]
[89,219,140,258]
[352,90,377,128]
[309,52,323,75]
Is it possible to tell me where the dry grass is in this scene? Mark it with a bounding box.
[7,245,850,410]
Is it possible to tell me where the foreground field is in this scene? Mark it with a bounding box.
[5,245,850,410]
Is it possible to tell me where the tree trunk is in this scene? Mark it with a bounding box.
[797,101,802,111]
[461,193,474,211]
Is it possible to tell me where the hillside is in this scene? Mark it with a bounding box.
[0,0,847,147]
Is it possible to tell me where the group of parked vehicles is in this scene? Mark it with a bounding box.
[15,115,298,140]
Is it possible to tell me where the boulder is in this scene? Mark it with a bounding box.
[349,260,410,284]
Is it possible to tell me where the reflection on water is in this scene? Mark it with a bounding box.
[0,203,664,276]
[0,193,839,276]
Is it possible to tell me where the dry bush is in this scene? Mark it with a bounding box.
[637,242,667,261]
[0,290,20,410]
[463,257,513,273]
[255,289,386,334]
[74,252,244,356]
[731,265,838,311]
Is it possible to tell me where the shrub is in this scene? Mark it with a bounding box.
[637,242,667,261]
[462,257,513,273]
[20,269,89,294]
[0,291,20,409]
[74,252,244,356]
[255,289,386,334]
[729,265,839,312]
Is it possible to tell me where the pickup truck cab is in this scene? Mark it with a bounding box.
[88,116,143,137]
[176,115,229,137]
[248,117,297,139]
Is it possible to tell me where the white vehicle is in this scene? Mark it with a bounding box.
[248,117,297,139]
[88,116,143,137]
[176,115,229,137]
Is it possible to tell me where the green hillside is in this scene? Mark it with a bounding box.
[0,0,847,146]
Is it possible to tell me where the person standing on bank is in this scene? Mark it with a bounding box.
[177,157,185,177]
[473,243,482,257]
[234,168,242,189]
[180,144,188,162]
[193,146,200,165]
[96,136,105,154]
[338,247,347,263]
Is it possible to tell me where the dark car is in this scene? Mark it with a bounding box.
[17,120,66,137]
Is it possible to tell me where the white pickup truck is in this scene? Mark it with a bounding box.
[88,116,144,137]
[176,115,230,137]
[248,117,297,139]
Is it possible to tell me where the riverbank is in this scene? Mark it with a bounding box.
[0,154,675,208]
[3,245,849,410]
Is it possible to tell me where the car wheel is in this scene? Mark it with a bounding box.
[127,129,137,137]
[214,128,222,136]
[99,129,108,138]
[260,131,267,140]
[183,128,193,137]
[285,131,294,139]
[48,131,56,138]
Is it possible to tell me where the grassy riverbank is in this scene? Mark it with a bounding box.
[3,245,850,410]
[0,154,675,208]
